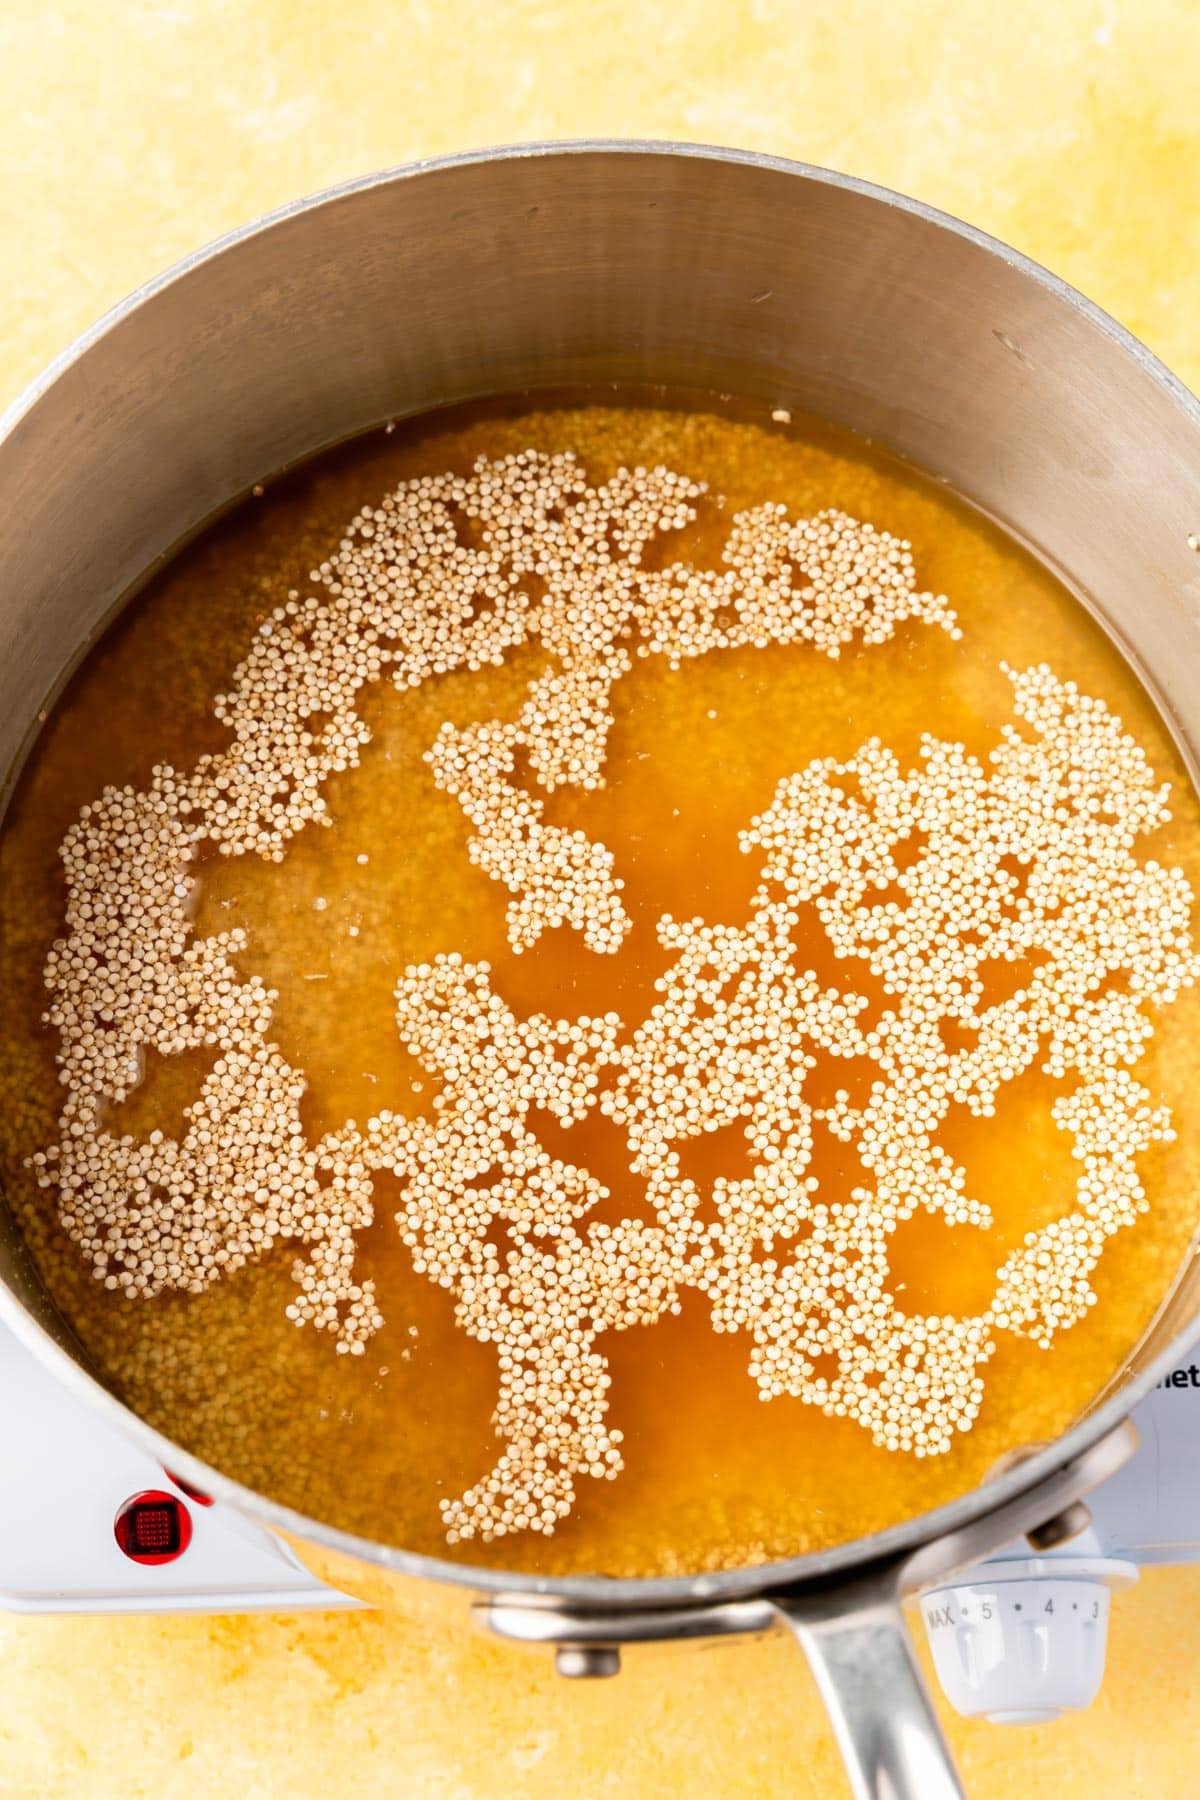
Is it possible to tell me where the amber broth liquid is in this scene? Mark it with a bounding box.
[3,395,1200,1578]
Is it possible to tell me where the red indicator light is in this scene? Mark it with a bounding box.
[165,1468,214,1507]
[114,1490,193,1565]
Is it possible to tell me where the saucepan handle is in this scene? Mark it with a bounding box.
[774,1591,964,1800]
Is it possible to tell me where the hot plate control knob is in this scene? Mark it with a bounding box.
[920,1533,1137,1726]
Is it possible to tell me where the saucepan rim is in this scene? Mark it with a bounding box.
[3,137,1199,1606]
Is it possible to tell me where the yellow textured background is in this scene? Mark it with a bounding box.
[3,1,1200,1794]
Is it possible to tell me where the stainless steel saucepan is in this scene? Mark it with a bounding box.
[3,143,1200,1800]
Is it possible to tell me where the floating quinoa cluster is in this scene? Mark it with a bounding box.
[28,450,1200,1544]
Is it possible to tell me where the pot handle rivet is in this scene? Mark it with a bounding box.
[1026,1500,1092,1552]
[554,1645,621,1679]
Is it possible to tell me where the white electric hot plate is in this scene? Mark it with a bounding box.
[2,1317,1197,1722]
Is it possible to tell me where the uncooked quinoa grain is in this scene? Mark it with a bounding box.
[28,449,1200,1542]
